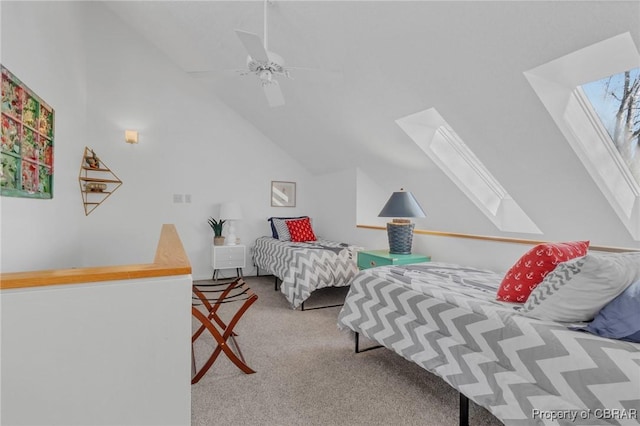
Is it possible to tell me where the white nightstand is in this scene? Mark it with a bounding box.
[211,244,246,280]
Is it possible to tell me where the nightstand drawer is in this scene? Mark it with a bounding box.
[215,257,246,268]
[211,245,246,269]
[217,249,244,261]
[358,250,430,270]
[358,251,392,269]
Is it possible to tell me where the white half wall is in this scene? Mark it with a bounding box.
[1,275,192,426]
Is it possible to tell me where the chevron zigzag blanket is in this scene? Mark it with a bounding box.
[337,262,640,426]
[254,236,361,308]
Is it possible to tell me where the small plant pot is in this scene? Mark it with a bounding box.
[213,236,225,246]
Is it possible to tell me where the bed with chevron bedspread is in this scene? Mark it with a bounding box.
[254,236,360,309]
[337,262,640,426]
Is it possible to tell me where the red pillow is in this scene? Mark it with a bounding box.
[496,241,589,303]
[286,217,317,242]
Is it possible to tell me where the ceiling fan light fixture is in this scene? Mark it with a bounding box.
[247,50,285,76]
[234,0,290,107]
[259,70,273,83]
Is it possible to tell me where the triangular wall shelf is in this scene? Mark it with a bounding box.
[78,147,122,216]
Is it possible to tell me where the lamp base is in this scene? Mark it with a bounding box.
[225,221,237,245]
[386,221,415,255]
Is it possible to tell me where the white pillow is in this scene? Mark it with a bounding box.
[520,252,640,322]
[271,218,291,241]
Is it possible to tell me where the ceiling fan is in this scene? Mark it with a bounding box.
[234,0,289,107]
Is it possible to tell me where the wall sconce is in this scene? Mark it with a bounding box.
[125,130,138,144]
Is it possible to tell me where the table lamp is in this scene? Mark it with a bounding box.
[220,202,243,246]
[378,189,426,254]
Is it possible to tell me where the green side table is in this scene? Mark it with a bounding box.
[357,249,430,270]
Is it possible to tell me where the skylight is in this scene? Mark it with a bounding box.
[396,108,542,234]
[524,32,640,240]
[581,68,640,185]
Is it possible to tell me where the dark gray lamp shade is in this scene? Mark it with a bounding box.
[378,191,426,218]
[378,190,426,255]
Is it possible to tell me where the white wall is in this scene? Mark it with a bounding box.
[312,167,529,273]
[1,275,192,426]
[0,1,87,272]
[0,2,315,279]
[78,3,314,280]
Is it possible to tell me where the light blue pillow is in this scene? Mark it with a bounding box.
[271,218,292,241]
[586,280,640,343]
[267,216,308,239]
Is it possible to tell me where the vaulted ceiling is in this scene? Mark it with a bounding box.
[100,1,640,244]
[104,1,639,175]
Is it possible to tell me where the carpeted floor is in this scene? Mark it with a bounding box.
[191,276,504,426]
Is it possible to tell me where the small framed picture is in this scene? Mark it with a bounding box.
[271,181,296,207]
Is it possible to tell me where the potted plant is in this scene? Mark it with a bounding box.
[208,217,226,245]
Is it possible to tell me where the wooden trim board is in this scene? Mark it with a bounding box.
[1,224,191,290]
[357,224,638,253]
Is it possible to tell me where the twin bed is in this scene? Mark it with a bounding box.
[337,259,640,426]
[253,235,360,309]
[254,217,639,425]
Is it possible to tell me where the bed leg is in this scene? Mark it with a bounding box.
[274,277,278,291]
[459,393,469,426]
[354,331,383,353]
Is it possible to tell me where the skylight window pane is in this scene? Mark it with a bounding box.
[524,32,640,240]
[582,68,640,184]
[430,128,501,215]
[396,108,541,234]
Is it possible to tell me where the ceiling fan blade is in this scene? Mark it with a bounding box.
[187,69,247,78]
[234,29,269,63]
[263,81,285,107]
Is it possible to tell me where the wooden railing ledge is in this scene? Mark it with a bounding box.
[357,224,639,253]
[0,224,192,290]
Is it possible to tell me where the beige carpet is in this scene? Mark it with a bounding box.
[191,276,503,426]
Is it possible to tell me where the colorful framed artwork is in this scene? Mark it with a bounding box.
[271,181,296,207]
[1,65,54,199]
